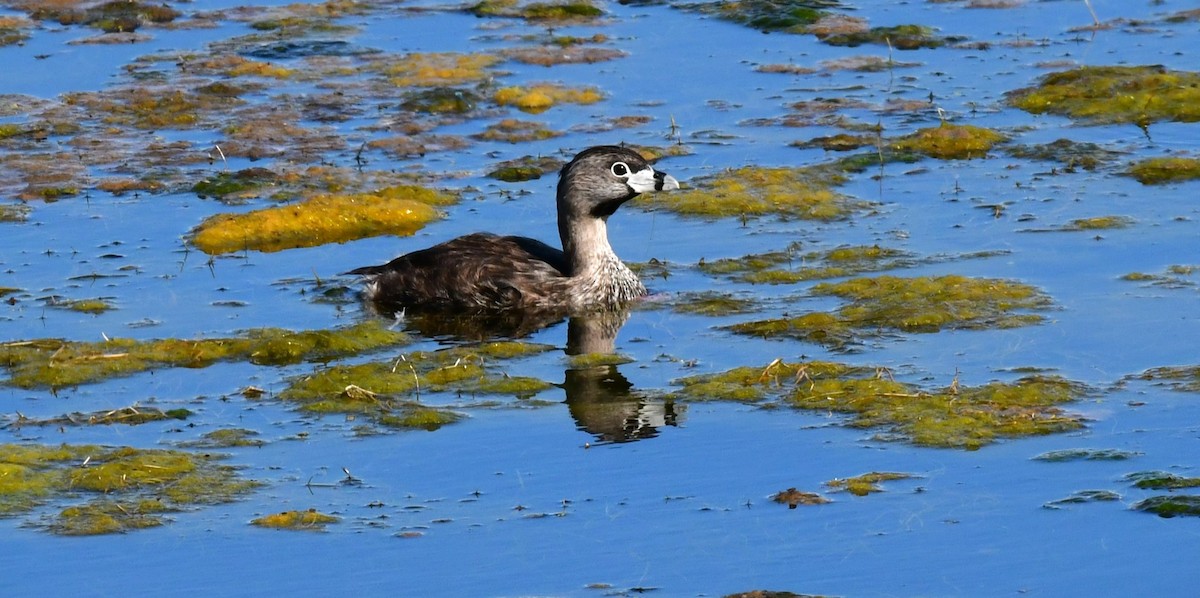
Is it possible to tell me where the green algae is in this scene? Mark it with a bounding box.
[729,275,1050,348]
[192,185,455,254]
[487,155,562,182]
[470,0,603,21]
[400,87,482,114]
[54,298,115,314]
[699,244,915,284]
[637,165,864,221]
[1133,365,1200,393]
[1004,138,1121,172]
[0,443,259,534]
[192,167,281,201]
[252,508,339,530]
[1125,471,1200,491]
[1126,157,1200,185]
[1032,448,1141,462]
[0,204,30,222]
[1060,216,1134,231]
[12,405,192,428]
[180,429,266,449]
[375,52,501,87]
[31,1,180,33]
[668,292,759,316]
[1044,490,1122,509]
[473,119,562,143]
[819,24,954,50]
[0,321,409,390]
[1008,65,1200,126]
[825,472,917,496]
[1133,495,1200,518]
[699,0,828,34]
[670,361,1085,449]
[891,123,1006,160]
[1120,265,1198,291]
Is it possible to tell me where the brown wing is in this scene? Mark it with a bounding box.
[345,233,569,311]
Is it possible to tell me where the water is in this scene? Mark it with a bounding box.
[2,0,1200,596]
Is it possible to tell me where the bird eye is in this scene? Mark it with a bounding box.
[611,162,630,177]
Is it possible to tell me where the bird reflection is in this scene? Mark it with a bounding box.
[562,311,682,444]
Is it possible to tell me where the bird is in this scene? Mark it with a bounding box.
[344,145,679,318]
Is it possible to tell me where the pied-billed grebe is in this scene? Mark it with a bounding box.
[345,145,679,313]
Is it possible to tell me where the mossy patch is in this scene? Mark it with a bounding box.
[487,155,563,182]
[399,87,483,115]
[1125,471,1200,491]
[472,119,562,143]
[470,0,604,21]
[1126,157,1200,185]
[252,508,339,530]
[1004,139,1121,172]
[1044,490,1122,509]
[668,291,760,316]
[12,405,192,428]
[281,341,554,425]
[690,0,828,34]
[1032,448,1141,462]
[191,185,455,254]
[819,24,955,50]
[1133,495,1200,518]
[180,429,266,449]
[30,1,181,33]
[825,472,917,496]
[0,204,30,222]
[1008,65,1200,126]
[493,84,604,113]
[637,165,864,221]
[0,443,259,534]
[891,124,1006,160]
[1132,365,1200,393]
[192,167,282,201]
[0,321,409,390]
[375,52,501,87]
[670,361,1085,449]
[730,275,1050,348]
[699,244,915,284]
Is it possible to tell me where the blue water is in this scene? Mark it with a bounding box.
[2,0,1200,596]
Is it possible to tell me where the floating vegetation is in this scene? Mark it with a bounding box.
[179,429,266,449]
[1044,490,1122,509]
[501,39,625,66]
[891,123,1006,160]
[487,155,563,182]
[48,298,115,314]
[636,165,863,220]
[192,186,455,254]
[252,509,340,530]
[0,321,409,390]
[1004,138,1121,172]
[470,0,604,21]
[472,119,563,143]
[818,24,955,50]
[730,275,1050,348]
[1132,495,1200,518]
[1125,471,1200,491]
[375,52,501,87]
[1007,65,1200,126]
[10,405,192,428]
[1126,157,1200,185]
[192,167,282,201]
[28,1,181,34]
[64,87,240,130]
[690,0,830,34]
[0,443,258,534]
[698,244,915,284]
[280,341,555,424]
[1131,365,1200,393]
[399,87,483,114]
[1032,448,1141,462]
[1120,265,1198,291]
[669,361,1085,449]
[1059,216,1134,231]
[825,472,917,496]
[493,83,604,113]
[0,204,30,222]
[771,487,831,509]
[668,291,760,316]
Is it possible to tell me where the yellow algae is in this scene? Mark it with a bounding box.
[57,298,114,314]
[772,488,831,508]
[669,291,759,316]
[0,443,258,534]
[227,59,295,79]
[191,185,455,254]
[669,363,1085,449]
[891,123,1006,160]
[1061,216,1134,231]
[728,312,856,349]
[639,165,862,220]
[1127,157,1200,185]
[473,119,562,143]
[252,509,339,530]
[493,84,604,113]
[825,472,917,496]
[378,408,464,431]
[378,52,501,87]
[64,87,238,130]
[1008,65,1200,125]
[0,321,409,390]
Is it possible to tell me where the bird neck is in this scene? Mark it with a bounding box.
[559,213,616,277]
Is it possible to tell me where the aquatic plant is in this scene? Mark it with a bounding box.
[1008,65,1200,126]
[825,472,917,495]
[891,123,1006,160]
[493,83,604,113]
[1126,157,1200,185]
[699,244,915,284]
[637,165,863,220]
[670,361,1085,449]
[252,509,340,530]
[191,186,455,254]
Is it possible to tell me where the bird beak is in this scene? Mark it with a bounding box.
[628,167,680,193]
